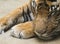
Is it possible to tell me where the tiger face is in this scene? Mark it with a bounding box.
[34,0,60,40]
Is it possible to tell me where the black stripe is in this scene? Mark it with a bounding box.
[23,9,28,22]
[22,5,33,22]
[48,5,60,19]
[27,6,32,21]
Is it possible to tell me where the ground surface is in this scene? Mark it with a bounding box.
[0,0,60,44]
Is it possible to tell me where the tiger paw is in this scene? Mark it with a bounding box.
[10,21,35,39]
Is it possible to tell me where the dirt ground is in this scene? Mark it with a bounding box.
[0,0,60,44]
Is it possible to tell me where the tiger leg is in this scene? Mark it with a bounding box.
[0,5,27,34]
[10,21,35,39]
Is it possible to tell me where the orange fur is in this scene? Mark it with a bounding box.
[0,0,59,40]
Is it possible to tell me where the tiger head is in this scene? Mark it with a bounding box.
[33,0,60,40]
[30,0,58,16]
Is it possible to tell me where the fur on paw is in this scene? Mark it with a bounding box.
[10,21,35,39]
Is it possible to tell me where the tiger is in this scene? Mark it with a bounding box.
[10,0,60,40]
[0,0,60,40]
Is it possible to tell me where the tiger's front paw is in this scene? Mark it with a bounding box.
[10,29,34,39]
[10,22,34,39]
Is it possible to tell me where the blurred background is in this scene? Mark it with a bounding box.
[0,0,28,18]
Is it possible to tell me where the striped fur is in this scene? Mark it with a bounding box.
[10,0,52,39]
[0,0,36,33]
[0,0,60,40]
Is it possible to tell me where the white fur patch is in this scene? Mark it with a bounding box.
[30,12,34,20]
[57,7,59,10]
[17,16,24,23]
[10,27,20,38]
